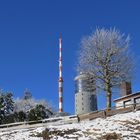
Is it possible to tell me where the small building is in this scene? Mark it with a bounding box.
[114,82,140,108]
[75,73,97,115]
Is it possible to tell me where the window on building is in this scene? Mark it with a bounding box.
[134,97,140,104]
[75,77,95,93]
[124,100,131,108]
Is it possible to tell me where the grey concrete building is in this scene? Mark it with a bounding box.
[75,73,97,115]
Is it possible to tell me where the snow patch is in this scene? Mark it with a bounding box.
[0,111,140,140]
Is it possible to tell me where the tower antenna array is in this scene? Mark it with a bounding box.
[58,35,63,113]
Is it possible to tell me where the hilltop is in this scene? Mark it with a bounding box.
[0,110,140,140]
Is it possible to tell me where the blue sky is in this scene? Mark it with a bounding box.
[0,0,140,114]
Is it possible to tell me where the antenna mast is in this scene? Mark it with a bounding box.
[58,35,63,113]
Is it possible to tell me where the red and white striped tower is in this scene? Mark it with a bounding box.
[58,36,63,113]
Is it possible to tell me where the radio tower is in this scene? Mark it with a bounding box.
[58,35,63,113]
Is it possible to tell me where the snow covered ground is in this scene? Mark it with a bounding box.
[0,110,140,140]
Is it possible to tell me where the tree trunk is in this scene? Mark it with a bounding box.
[107,93,112,110]
[106,83,112,110]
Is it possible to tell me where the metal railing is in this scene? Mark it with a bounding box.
[78,102,140,121]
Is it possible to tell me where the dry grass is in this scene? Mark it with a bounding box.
[136,126,140,131]
[117,120,140,126]
[100,132,122,140]
[35,128,80,140]
[123,134,140,139]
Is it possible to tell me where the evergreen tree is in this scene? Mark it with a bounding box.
[28,108,36,121]
[23,89,32,100]
[28,104,48,121]
[0,92,14,124]
[35,104,47,120]
[3,114,15,124]
[0,94,5,124]
[17,111,26,122]
[4,92,14,115]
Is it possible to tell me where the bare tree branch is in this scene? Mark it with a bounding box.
[77,28,134,109]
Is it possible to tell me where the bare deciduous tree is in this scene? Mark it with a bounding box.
[77,28,133,109]
[14,97,54,117]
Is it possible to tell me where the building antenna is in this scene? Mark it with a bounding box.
[58,35,63,113]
